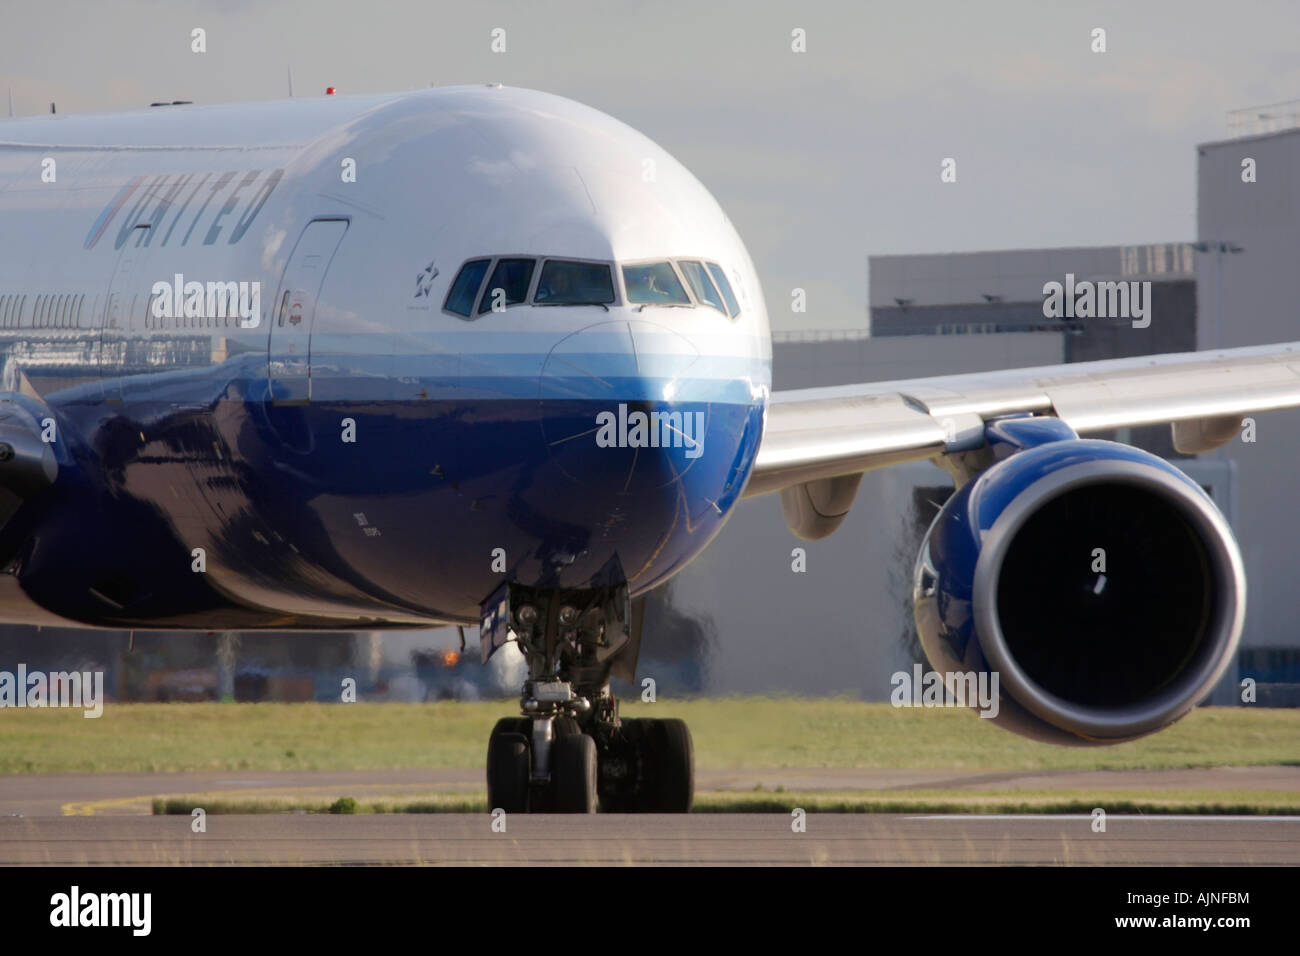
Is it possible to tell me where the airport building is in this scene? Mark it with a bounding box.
[1195,109,1300,703]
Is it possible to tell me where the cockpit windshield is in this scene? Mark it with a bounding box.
[678,260,726,314]
[705,262,741,318]
[444,254,740,319]
[478,258,535,313]
[445,259,491,317]
[535,260,616,305]
[622,262,690,306]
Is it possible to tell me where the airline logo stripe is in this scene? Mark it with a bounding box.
[83,176,145,249]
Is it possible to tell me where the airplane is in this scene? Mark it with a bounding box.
[0,84,1297,813]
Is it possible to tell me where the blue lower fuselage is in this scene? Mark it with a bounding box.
[10,352,766,629]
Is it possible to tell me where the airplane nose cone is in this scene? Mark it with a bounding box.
[539,319,708,497]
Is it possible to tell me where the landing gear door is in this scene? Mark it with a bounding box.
[267,218,348,404]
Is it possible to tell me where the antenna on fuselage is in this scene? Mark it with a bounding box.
[287,66,295,97]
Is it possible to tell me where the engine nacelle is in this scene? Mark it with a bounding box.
[913,418,1245,744]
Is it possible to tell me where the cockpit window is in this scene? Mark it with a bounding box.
[622,261,690,305]
[477,257,536,314]
[706,261,741,318]
[535,260,616,305]
[445,258,490,317]
[678,260,726,314]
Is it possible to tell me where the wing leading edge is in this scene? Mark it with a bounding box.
[746,341,1300,501]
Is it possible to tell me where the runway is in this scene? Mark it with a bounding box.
[2,813,1297,865]
[0,767,1297,864]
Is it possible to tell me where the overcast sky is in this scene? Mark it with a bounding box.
[4,0,1298,329]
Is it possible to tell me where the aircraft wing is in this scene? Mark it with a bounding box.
[745,341,1300,534]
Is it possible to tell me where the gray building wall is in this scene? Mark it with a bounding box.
[1198,128,1300,658]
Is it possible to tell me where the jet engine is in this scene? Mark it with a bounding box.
[913,417,1244,744]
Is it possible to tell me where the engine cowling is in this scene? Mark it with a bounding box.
[913,418,1245,744]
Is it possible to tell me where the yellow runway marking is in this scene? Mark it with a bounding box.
[61,781,479,816]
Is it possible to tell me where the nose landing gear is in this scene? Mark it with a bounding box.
[480,581,694,813]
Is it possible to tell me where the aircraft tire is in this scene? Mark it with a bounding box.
[486,732,531,813]
[551,733,598,813]
[642,718,694,813]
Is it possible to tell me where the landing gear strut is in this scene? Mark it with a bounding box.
[480,580,693,813]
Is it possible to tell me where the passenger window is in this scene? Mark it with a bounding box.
[444,258,491,317]
[477,257,536,314]
[706,262,740,318]
[622,261,690,305]
[535,260,615,305]
[678,260,725,314]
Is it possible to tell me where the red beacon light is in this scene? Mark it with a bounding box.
[325,87,337,96]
